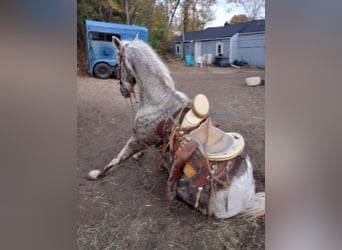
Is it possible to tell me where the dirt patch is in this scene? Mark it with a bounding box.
[77,61,265,249]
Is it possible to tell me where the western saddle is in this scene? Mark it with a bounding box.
[156,94,247,215]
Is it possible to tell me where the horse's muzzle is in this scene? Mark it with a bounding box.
[120,86,130,98]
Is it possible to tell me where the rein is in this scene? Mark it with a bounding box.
[156,105,189,168]
[117,45,125,80]
[117,44,137,100]
[124,92,138,131]
[117,43,138,129]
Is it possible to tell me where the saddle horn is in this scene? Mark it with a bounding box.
[181,94,209,129]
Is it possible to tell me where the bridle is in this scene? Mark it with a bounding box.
[117,43,138,128]
[117,45,136,100]
[116,45,124,81]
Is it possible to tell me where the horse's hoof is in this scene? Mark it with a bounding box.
[86,169,102,180]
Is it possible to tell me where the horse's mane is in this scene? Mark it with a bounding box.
[125,39,175,90]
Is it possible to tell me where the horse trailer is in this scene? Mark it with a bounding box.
[84,20,148,79]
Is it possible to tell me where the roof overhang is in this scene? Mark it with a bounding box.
[173,30,265,43]
[174,37,232,43]
[239,31,265,36]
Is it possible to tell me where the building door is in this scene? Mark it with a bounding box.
[216,42,223,56]
[194,41,201,59]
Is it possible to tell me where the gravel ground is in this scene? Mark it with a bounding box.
[77,60,265,249]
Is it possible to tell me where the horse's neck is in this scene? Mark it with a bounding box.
[135,65,184,113]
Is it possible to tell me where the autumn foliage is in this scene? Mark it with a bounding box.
[230,14,249,24]
[77,0,218,70]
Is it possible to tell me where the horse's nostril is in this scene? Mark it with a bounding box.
[120,86,129,98]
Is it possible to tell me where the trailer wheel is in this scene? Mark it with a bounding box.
[93,63,112,79]
[113,66,119,79]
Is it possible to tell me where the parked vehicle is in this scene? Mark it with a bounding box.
[84,20,148,79]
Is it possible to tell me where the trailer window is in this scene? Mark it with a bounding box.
[90,32,121,42]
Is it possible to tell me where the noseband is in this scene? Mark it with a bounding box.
[117,45,136,99]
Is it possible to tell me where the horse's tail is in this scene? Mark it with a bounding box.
[240,191,265,220]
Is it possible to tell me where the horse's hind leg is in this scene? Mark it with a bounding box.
[86,136,146,180]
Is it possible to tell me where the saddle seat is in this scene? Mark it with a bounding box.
[189,117,245,161]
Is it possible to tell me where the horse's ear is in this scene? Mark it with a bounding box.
[134,33,139,40]
[112,36,121,51]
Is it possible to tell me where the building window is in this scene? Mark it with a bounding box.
[176,44,180,55]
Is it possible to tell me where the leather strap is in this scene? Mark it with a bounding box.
[166,139,198,200]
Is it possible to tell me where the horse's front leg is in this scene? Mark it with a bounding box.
[86,136,145,180]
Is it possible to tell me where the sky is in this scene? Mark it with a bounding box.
[205,3,245,28]
[205,2,265,28]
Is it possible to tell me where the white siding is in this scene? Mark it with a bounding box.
[223,40,230,57]
[229,33,239,64]
[238,33,265,68]
[173,32,265,67]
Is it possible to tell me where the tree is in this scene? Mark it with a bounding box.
[77,0,100,71]
[181,0,217,32]
[124,0,130,24]
[226,0,265,20]
[77,0,218,70]
[230,14,249,24]
[157,0,182,28]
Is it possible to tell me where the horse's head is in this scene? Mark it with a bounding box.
[112,36,137,98]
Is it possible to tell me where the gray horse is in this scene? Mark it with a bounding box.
[87,37,264,219]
